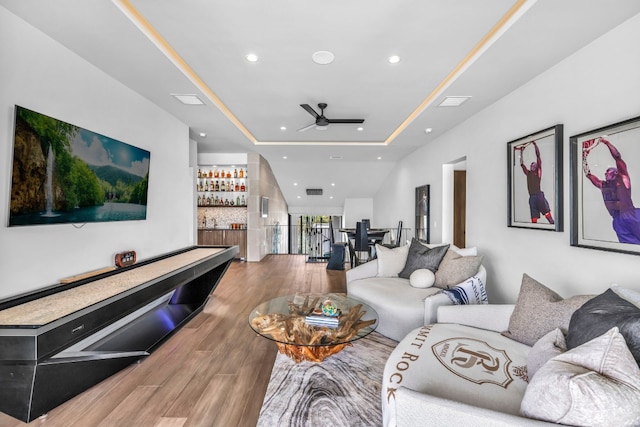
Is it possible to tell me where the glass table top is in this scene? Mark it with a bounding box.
[248,293,378,347]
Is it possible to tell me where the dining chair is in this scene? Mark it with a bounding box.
[383,220,403,248]
[352,221,371,266]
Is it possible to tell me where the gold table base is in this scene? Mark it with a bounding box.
[276,342,351,363]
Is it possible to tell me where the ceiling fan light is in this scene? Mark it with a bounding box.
[246,53,258,62]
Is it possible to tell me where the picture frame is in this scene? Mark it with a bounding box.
[507,124,563,231]
[415,184,430,242]
[570,115,640,255]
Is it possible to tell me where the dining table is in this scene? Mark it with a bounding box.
[339,228,389,245]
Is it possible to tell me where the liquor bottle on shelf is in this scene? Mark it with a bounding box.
[204,180,209,191]
[214,169,219,178]
[230,180,234,191]
[208,170,212,178]
[239,168,244,178]
[197,169,202,178]
[240,182,246,192]
[234,168,238,178]
[241,194,245,205]
[226,171,231,178]
[235,181,239,191]
[236,196,240,206]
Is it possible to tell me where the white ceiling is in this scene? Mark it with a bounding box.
[3,0,640,210]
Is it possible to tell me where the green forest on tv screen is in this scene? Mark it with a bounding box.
[9,106,150,226]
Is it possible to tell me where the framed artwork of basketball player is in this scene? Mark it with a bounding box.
[507,125,563,231]
[571,115,640,255]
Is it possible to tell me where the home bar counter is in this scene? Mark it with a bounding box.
[0,245,238,422]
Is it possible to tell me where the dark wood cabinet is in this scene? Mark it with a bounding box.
[198,229,246,259]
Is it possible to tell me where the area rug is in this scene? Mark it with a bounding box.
[257,332,397,427]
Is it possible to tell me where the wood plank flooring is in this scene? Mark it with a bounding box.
[0,255,347,427]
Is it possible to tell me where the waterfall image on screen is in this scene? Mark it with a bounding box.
[8,106,151,226]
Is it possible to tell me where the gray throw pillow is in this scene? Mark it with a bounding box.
[434,250,483,289]
[502,274,593,346]
[566,288,640,366]
[398,239,449,279]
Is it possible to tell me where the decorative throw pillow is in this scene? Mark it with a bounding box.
[502,274,593,346]
[521,327,640,427]
[375,243,410,277]
[566,288,640,366]
[398,239,449,279]
[434,250,483,289]
[527,328,566,379]
[409,269,435,288]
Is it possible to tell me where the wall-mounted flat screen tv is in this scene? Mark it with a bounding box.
[8,106,151,226]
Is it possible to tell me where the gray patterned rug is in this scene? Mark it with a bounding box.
[257,332,397,427]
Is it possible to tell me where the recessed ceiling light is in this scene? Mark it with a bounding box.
[312,50,335,65]
[424,128,433,134]
[438,96,472,107]
[171,94,205,105]
[357,127,364,131]
[280,126,287,131]
[377,156,382,160]
[388,55,400,64]
[293,182,298,186]
[246,53,258,62]
[297,196,301,199]
[199,132,206,137]
[330,196,333,199]
[329,156,343,160]
[283,156,288,159]
[331,183,335,186]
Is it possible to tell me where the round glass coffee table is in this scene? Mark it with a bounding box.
[249,293,378,363]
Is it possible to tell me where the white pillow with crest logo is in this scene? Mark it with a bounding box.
[382,323,530,427]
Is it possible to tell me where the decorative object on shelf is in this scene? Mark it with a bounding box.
[507,124,563,231]
[570,115,640,255]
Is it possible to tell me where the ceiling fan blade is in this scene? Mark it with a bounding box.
[327,118,365,124]
[297,122,317,132]
[300,104,320,119]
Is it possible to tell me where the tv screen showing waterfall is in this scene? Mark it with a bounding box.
[8,106,151,226]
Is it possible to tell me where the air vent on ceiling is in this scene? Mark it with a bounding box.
[306,189,323,196]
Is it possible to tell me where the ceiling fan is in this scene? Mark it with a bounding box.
[297,103,364,132]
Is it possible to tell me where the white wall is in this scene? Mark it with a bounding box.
[374,13,640,303]
[0,8,194,300]
[343,198,374,228]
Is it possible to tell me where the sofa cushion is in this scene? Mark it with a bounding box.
[346,276,441,341]
[434,250,484,289]
[375,243,410,277]
[521,327,640,427]
[502,274,593,346]
[566,288,640,366]
[398,239,449,279]
[527,328,566,379]
[382,323,531,427]
[409,269,435,288]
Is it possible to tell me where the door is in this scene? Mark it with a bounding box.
[453,170,466,248]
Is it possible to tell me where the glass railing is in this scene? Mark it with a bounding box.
[265,225,411,255]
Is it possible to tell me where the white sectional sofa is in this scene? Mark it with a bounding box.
[382,276,640,427]
[346,241,486,342]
